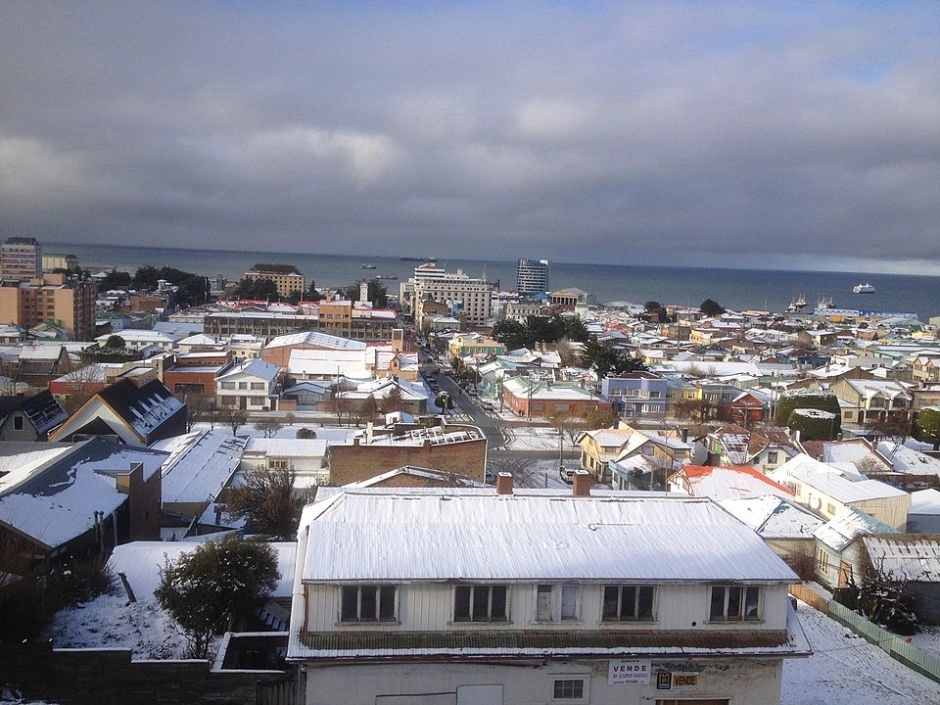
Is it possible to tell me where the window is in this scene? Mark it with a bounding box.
[13,415,24,431]
[536,584,579,622]
[454,584,508,622]
[767,451,779,464]
[552,678,585,700]
[602,585,655,621]
[340,585,396,623]
[250,382,265,390]
[709,585,761,622]
[220,382,235,390]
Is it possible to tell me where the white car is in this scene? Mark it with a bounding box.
[559,465,575,484]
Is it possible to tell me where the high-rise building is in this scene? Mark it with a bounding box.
[515,258,549,297]
[0,273,96,340]
[1,237,42,281]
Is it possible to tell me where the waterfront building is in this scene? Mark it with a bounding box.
[401,263,494,325]
[515,257,549,296]
[1,236,42,281]
[243,263,306,298]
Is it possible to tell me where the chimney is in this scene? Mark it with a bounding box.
[572,470,592,497]
[496,472,513,495]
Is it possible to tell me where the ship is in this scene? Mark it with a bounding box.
[400,256,437,262]
[375,274,398,280]
[852,283,876,294]
[786,293,807,312]
[361,263,377,269]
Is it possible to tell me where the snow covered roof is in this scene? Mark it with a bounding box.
[0,439,168,550]
[814,508,897,551]
[909,489,940,515]
[217,357,279,382]
[299,489,797,584]
[719,495,824,539]
[676,466,794,501]
[244,437,328,458]
[150,430,248,507]
[287,348,370,378]
[877,442,940,476]
[266,330,367,350]
[862,535,940,583]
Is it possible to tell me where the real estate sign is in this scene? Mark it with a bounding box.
[608,659,652,685]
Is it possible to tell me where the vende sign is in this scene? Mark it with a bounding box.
[608,659,652,685]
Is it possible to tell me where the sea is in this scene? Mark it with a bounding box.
[46,242,940,322]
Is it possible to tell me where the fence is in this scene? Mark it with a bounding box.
[789,582,940,684]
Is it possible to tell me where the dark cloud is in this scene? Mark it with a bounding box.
[1,1,938,272]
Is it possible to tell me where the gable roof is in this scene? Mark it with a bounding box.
[674,465,794,501]
[862,535,940,583]
[0,390,67,435]
[97,379,185,440]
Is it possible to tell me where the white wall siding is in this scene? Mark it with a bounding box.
[302,659,785,705]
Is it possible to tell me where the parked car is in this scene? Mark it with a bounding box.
[559,464,575,484]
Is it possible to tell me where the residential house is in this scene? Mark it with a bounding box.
[702,424,800,474]
[241,437,329,491]
[287,481,809,705]
[601,371,668,419]
[501,377,611,419]
[578,425,691,486]
[814,509,897,589]
[0,390,67,441]
[0,438,166,560]
[48,378,187,446]
[668,465,795,502]
[770,454,911,531]
[912,352,940,384]
[719,495,825,577]
[862,535,940,625]
[331,376,429,418]
[162,351,233,403]
[215,358,280,411]
[830,378,913,425]
[448,334,506,359]
[149,430,248,520]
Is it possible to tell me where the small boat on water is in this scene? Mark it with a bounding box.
[852,283,876,294]
[361,263,377,269]
[375,274,398,280]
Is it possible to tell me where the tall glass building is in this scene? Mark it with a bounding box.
[515,258,549,297]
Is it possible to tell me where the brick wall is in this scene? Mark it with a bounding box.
[329,438,486,485]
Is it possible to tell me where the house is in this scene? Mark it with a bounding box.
[331,376,429,418]
[447,333,506,358]
[719,495,825,577]
[240,437,329,491]
[862,535,940,625]
[215,358,280,411]
[0,438,166,560]
[287,479,810,704]
[0,390,67,441]
[702,424,800,473]
[770,454,911,531]
[830,378,913,425]
[579,425,691,487]
[813,509,898,589]
[600,371,668,419]
[501,377,611,419]
[668,465,794,501]
[149,430,248,520]
[162,351,233,403]
[328,420,487,486]
[48,378,187,446]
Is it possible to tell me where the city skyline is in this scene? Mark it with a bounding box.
[1,2,938,275]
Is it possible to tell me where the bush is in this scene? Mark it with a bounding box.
[776,393,842,439]
[296,427,317,439]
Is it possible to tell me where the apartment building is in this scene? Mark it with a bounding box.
[243,263,306,298]
[402,263,495,325]
[1,236,42,281]
[288,479,809,704]
[0,273,96,340]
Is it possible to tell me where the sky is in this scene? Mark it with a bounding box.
[1,1,938,274]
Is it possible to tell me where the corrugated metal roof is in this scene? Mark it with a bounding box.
[301,489,796,583]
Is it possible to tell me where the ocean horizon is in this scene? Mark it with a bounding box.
[46,241,940,322]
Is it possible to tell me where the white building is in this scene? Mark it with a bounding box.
[402,263,495,325]
[287,476,810,705]
[215,358,279,411]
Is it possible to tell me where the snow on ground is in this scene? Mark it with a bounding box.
[781,603,940,705]
[43,592,189,660]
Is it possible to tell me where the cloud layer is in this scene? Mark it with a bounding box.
[1,1,938,272]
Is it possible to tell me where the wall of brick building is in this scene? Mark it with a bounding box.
[329,438,487,485]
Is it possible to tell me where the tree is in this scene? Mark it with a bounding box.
[491,318,530,350]
[225,466,305,539]
[343,280,388,308]
[913,408,940,451]
[254,417,283,438]
[435,391,454,414]
[104,335,126,349]
[380,386,405,414]
[224,407,248,436]
[183,392,211,432]
[700,298,725,317]
[358,394,380,423]
[156,537,279,658]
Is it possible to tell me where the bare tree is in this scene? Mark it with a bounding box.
[254,417,283,438]
[225,466,306,539]
[62,363,104,413]
[224,407,248,436]
[487,455,539,488]
[183,392,211,432]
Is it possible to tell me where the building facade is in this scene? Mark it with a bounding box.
[243,263,306,298]
[404,264,495,325]
[1,236,42,281]
[288,481,809,705]
[0,273,96,340]
[515,257,549,297]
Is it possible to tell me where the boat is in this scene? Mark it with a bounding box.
[400,256,437,262]
[375,274,398,280]
[786,293,807,312]
[361,263,377,269]
[852,283,876,294]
